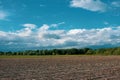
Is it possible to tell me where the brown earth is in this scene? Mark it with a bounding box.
[0,56,120,80]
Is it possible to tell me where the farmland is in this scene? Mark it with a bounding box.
[0,55,120,80]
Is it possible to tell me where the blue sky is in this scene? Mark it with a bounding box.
[0,0,120,51]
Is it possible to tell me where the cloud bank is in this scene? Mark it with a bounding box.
[0,23,120,51]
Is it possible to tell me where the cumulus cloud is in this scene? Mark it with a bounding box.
[70,0,107,12]
[38,24,49,31]
[16,23,37,37]
[0,24,120,51]
[0,10,9,20]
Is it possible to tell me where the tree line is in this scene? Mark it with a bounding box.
[0,47,120,55]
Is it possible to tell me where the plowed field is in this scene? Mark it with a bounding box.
[0,56,120,80]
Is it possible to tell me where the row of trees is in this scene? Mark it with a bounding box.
[0,47,120,55]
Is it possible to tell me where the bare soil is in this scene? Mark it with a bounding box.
[0,56,120,80]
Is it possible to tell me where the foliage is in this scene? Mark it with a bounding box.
[0,47,120,55]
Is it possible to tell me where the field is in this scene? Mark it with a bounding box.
[0,55,120,80]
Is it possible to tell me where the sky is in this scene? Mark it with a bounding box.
[0,0,120,51]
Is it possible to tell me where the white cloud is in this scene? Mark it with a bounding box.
[17,24,37,37]
[0,10,9,20]
[104,21,109,25]
[39,4,45,7]
[111,1,120,7]
[50,22,65,28]
[38,22,65,32]
[0,24,120,51]
[0,31,6,36]
[23,23,37,29]
[38,24,49,31]
[70,0,107,12]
